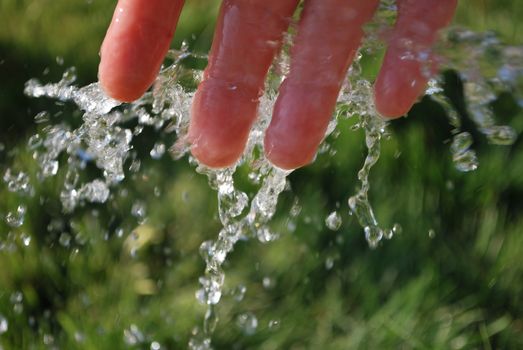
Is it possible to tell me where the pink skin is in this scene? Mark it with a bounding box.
[98,0,457,169]
[99,0,184,102]
[374,0,457,118]
[264,0,379,169]
[189,0,300,168]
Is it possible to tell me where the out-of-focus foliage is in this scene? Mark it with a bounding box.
[0,1,522,349]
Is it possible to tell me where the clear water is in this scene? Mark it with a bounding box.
[3,5,522,348]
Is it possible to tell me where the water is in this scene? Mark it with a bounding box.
[236,312,258,335]
[3,169,32,194]
[2,6,522,349]
[325,211,342,231]
[0,314,8,334]
[424,28,522,174]
[123,324,145,346]
[5,205,26,228]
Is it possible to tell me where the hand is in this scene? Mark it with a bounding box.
[98,0,457,169]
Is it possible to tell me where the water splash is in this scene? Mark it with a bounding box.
[5,205,26,228]
[3,169,32,195]
[450,132,479,172]
[426,28,522,172]
[325,211,342,231]
[6,12,520,350]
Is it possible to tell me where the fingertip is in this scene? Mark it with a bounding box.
[98,61,147,102]
[264,83,339,170]
[264,132,315,170]
[190,142,243,169]
[98,0,184,102]
[374,51,427,118]
[98,26,165,102]
[374,0,458,117]
[373,77,415,119]
[188,81,259,168]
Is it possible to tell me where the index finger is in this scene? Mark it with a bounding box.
[99,0,185,102]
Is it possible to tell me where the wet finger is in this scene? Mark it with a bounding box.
[264,0,379,170]
[374,0,457,118]
[99,0,184,102]
[189,0,299,168]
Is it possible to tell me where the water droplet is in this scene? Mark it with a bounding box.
[34,111,50,124]
[129,158,141,173]
[115,227,124,238]
[123,324,144,345]
[203,307,219,334]
[383,228,394,240]
[154,186,161,197]
[6,205,26,228]
[453,149,478,172]
[59,232,72,247]
[151,341,161,350]
[325,256,335,270]
[150,142,166,159]
[131,201,147,222]
[199,241,214,265]
[196,271,224,305]
[325,211,342,230]
[43,334,54,345]
[231,284,247,302]
[236,312,258,335]
[188,334,212,350]
[41,159,59,177]
[0,315,8,334]
[28,134,43,149]
[79,179,110,203]
[451,132,473,154]
[20,233,31,247]
[4,169,31,194]
[392,223,402,235]
[217,179,248,225]
[10,291,23,304]
[451,132,478,172]
[290,198,302,217]
[257,227,279,243]
[364,226,383,249]
[268,319,281,330]
[428,229,436,239]
[74,331,85,343]
[64,169,79,190]
[484,125,517,145]
[75,83,120,114]
[262,277,274,289]
[60,189,79,212]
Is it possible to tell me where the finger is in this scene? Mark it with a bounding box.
[264,0,379,170]
[99,0,184,102]
[374,0,457,118]
[189,0,299,168]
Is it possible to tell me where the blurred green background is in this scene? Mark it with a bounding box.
[1,0,523,349]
